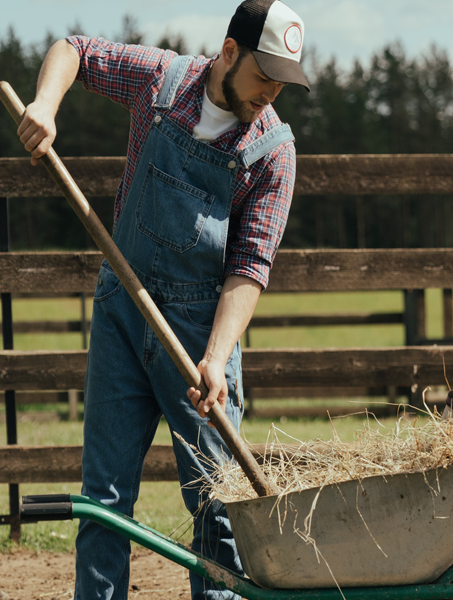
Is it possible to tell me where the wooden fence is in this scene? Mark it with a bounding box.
[2,154,453,539]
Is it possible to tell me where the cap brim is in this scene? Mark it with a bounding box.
[252,50,310,91]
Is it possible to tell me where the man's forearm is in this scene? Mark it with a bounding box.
[188,274,261,419]
[34,39,80,113]
[18,39,80,164]
[204,275,261,366]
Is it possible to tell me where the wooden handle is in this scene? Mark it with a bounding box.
[0,81,276,498]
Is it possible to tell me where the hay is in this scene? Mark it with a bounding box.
[207,399,453,503]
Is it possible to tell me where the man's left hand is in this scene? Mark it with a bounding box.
[187,358,228,428]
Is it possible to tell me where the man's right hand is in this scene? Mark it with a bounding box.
[17,101,57,166]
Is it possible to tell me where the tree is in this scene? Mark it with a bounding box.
[411,45,453,153]
[0,27,34,157]
[155,33,188,55]
[116,15,145,45]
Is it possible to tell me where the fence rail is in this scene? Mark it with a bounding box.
[0,346,451,391]
[0,444,288,485]
[2,154,453,197]
[1,248,453,294]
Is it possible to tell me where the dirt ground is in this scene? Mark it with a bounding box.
[0,547,191,600]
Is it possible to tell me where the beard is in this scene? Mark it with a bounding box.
[222,65,262,123]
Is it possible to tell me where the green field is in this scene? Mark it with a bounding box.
[0,289,445,551]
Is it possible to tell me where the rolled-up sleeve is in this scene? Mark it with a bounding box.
[224,141,296,290]
[66,36,172,110]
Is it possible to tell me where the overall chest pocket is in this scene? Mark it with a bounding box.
[136,163,215,253]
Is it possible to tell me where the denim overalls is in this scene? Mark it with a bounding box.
[75,56,294,600]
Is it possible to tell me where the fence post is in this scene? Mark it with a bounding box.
[67,292,89,422]
[404,289,426,346]
[355,196,366,249]
[0,197,21,542]
[68,389,79,422]
[443,289,453,339]
[404,289,426,409]
[80,292,88,350]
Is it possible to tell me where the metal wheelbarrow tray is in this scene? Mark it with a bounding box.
[20,466,453,600]
[225,465,453,590]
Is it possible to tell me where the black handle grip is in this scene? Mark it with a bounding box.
[21,495,73,523]
[22,494,71,504]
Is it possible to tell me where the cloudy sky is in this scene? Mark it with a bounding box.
[2,0,453,73]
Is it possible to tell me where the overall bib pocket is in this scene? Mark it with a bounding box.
[136,163,215,253]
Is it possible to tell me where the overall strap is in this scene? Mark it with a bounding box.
[239,123,295,168]
[155,55,193,109]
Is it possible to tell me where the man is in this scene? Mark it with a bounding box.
[18,1,309,598]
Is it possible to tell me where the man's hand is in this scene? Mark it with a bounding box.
[187,358,228,428]
[17,101,57,166]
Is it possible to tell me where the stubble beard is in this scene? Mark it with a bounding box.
[222,67,259,124]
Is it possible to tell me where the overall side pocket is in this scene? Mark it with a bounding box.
[93,263,123,303]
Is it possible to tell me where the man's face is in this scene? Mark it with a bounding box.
[222,52,286,123]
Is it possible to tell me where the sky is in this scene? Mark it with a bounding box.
[2,0,453,74]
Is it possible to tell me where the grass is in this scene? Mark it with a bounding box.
[0,288,447,552]
[251,288,444,348]
[11,296,92,351]
[9,288,445,350]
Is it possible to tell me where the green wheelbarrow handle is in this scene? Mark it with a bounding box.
[20,494,453,600]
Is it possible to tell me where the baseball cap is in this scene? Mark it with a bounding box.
[227,0,310,90]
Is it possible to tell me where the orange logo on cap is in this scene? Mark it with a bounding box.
[284,25,302,54]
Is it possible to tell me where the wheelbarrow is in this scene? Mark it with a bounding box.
[20,463,453,600]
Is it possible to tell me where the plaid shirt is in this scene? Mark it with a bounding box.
[67,36,296,289]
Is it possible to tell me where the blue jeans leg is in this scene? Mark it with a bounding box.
[75,269,162,600]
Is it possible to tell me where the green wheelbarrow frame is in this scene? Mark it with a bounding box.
[21,494,453,600]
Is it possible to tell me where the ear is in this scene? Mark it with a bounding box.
[222,38,239,67]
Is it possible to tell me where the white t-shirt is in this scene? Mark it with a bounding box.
[192,86,239,142]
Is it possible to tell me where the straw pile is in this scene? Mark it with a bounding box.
[207,401,453,503]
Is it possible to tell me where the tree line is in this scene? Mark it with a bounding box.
[1,17,452,250]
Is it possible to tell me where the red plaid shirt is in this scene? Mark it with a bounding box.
[67,36,296,289]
